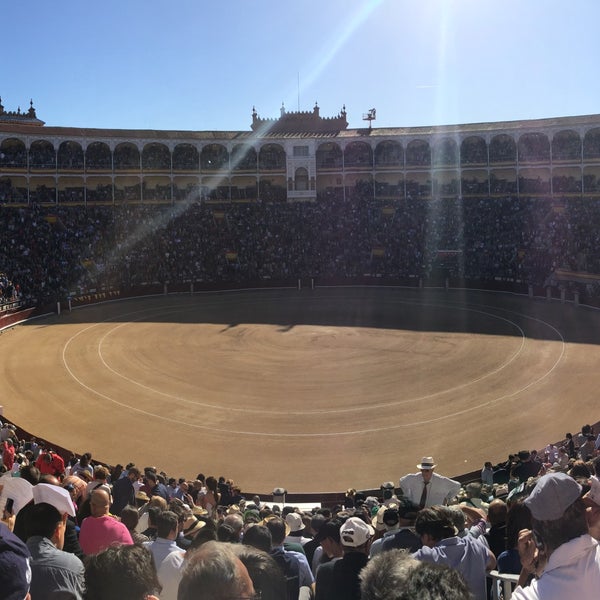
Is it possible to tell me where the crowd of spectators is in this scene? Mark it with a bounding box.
[2,421,600,598]
[2,184,600,308]
[0,271,18,304]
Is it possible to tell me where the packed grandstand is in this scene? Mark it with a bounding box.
[3,101,600,599]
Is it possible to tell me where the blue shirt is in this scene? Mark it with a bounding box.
[414,535,489,600]
[27,536,85,600]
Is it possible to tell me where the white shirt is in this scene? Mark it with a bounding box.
[511,534,600,600]
[399,472,461,507]
[156,549,185,600]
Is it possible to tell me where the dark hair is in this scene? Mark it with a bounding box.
[146,506,162,527]
[119,505,139,531]
[19,464,40,485]
[319,518,343,544]
[242,524,273,553]
[27,502,62,539]
[570,460,592,479]
[205,476,218,494]
[156,510,178,538]
[217,523,236,543]
[84,544,161,600]
[264,517,286,545]
[188,526,218,551]
[505,500,532,549]
[310,513,327,534]
[414,507,455,542]
[487,499,507,527]
[232,544,287,600]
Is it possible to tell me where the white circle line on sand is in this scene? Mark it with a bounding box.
[60,294,566,436]
[92,301,528,414]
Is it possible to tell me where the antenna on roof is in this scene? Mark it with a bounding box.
[362,108,376,130]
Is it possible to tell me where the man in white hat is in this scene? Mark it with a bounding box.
[399,457,461,509]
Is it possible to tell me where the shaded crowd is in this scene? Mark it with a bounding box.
[2,419,600,599]
[2,189,600,308]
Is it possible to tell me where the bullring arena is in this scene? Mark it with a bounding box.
[1,286,598,495]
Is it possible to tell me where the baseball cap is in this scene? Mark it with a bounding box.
[339,516,374,547]
[583,475,600,508]
[524,472,582,521]
[0,522,32,600]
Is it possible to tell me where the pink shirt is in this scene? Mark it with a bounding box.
[79,515,133,555]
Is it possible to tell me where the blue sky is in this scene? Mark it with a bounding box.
[2,0,599,132]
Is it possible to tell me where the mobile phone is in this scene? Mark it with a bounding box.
[5,498,14,514]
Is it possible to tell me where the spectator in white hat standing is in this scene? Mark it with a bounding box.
[399,457,462,509]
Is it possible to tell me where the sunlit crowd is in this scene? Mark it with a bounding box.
[2,419,600,599]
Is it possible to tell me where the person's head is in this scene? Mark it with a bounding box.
[505,500,532,549]
[487,499,507,526]
[84,544,161,600]
[28,502,68,549]
[318,518,344,559]
[178,541,255,600]
[223,513,244,540]
[148,495,168,512]
[127,466,141,482]
[309,513,327,536]
[0,523,32,600]
[525,472,587,557]
[242,524,272,553]
[90,489,111,518]
[264,516,286,547]
[569,460,592,479]
[19,464,40,485]
[79,453,92,467]
[339,516,374,554]
[93,465,110,482]
[119,505,139,532]
[465,482,482,499]
[417,457,437,483]
[156,510,179,539]
[39,474,60,487]
[361,548,472,600]
[414,506,456,547]
[231,544,286,600]
[146,506,162,529]
[188,526,218,551]
[217,523,236,543]
[445,506,466,534]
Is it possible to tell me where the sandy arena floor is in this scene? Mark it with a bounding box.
[1,287,599,494]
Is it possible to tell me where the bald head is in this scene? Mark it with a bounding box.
[224,514,244,537]
[39,474,60,487]
[90,489,111,517]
